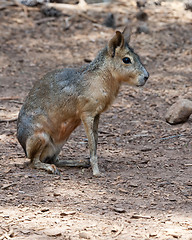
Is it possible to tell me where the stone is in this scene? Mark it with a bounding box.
[136,11,148,21]
[185,0,192,11]
[44,228,62,237]
[165,99,192,124]
[136,24,150,34]
[60,211,76,216]
[103,13,115,29]
[79,231,91,239]
[113,207,126,213]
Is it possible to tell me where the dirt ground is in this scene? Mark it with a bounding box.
[0,0,192,239]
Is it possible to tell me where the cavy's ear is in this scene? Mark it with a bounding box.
[122,25,132,44]
[108,31,124,57]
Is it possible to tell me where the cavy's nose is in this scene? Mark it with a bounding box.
[144,72,149,82]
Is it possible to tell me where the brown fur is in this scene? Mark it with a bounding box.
[17,28,149,176]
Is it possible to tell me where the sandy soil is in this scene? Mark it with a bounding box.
[0,0,192,239]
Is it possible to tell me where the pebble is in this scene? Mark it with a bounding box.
[119,188,129,193]
[129,182,139,187]
[136,11,148,21]
[41,208,49,212]
[131,214,151,219]
[165,99,192,124]
[113,207,126,213]
[141,147,152,152]
[44,228,62,237]
[136,0,147,8]
[149,232,157,237]
[79,231,91,239]
[111,197,117,202]
[136,24,150,34]
[53,191,61,196]
[185,0,192,11]
[103,13,115,29]
[60,211,76,216]
[41,7,62,18]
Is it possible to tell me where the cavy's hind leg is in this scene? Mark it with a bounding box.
[26,132,60,175]
[39,138,90,168]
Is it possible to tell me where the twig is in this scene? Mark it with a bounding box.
[0,226,14,240]
[131,214,152,219]
[78,12,97,23]
[0,233,9,240]
[160,134,184,140]
[35,17,56,25]
[184,164,192,167]
[99,130,116,137]
[0,97,21,101]
[0,232,11,240]
[9,100,23,104]
[113,223,124,238]
[46,2,86,11]
[2,183,17,190]
[14,0,28,16]
[45,2,111,13]
[0,3,15,10]
[0,117,18,123]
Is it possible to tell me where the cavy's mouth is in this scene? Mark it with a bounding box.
[136,81,146,87]
[136,76,148,87]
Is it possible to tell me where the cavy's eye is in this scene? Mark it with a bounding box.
[122,57,131,64]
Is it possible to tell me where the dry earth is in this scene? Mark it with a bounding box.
[0,0,192,239]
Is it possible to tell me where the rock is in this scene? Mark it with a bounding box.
[79,231,91,239]
[41,208,49,212]
[53,191,61,196]
[111,197,117,202]
[20,230,31,235]
[136,11,148,21]
[16,0,47,7]
[131,214,151,219]
[154,0,162,5]
[149,232,157,237]
[41,7,62,17]
[60,210,76,216]
[44,228,62,237]
[113,207,126,213]
[136,0,147,8]
[165,99,192,124]
[136,24,150,34]
[186,181,192,186]
[141,147,152,152]
[103,13,115,29]
[129,181,139,187]
[119,188,129,193]
[185,0,192,11]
